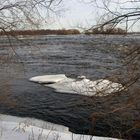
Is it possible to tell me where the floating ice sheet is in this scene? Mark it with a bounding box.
[30,74,124,96]
[29,74,67,84]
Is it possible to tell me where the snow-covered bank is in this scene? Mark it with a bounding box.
[0,114,120,140]
[0,114,69,132]
[29,74,124,96]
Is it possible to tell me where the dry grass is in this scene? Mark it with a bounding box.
[88,82,140,139]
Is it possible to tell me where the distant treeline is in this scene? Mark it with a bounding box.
[85,27,127,35]
[0,27,129,36]
[0,29,81,36]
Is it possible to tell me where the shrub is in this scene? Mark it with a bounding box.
[85,27,126,35]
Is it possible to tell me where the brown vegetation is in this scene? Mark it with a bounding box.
[0,29,81,36]
[88,84,140,139]
[85,26,126,35]
[0,81,20,110]
[88,45,140,139]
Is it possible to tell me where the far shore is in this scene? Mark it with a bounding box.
[0,29,140,36]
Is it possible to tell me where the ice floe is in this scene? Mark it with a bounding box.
[29,74,67,84]
[29,74,124,96]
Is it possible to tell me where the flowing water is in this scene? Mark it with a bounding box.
[0,34,139,134]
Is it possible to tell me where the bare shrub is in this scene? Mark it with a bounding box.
[80,1,140,138]
[87,45,140,139]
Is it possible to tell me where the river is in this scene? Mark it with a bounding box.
[0,34,139,135]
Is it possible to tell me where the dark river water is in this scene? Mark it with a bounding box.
[0,34,140,135]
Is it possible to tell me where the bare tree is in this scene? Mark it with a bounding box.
[0,0,62,32]
[1,0,140,32]
[0,0,140,139]
[81,0,140,32]
[0,0,64,64]
[79,1,140,139]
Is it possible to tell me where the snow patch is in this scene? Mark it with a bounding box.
[0,115,120,140]
[0,114,69,133]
